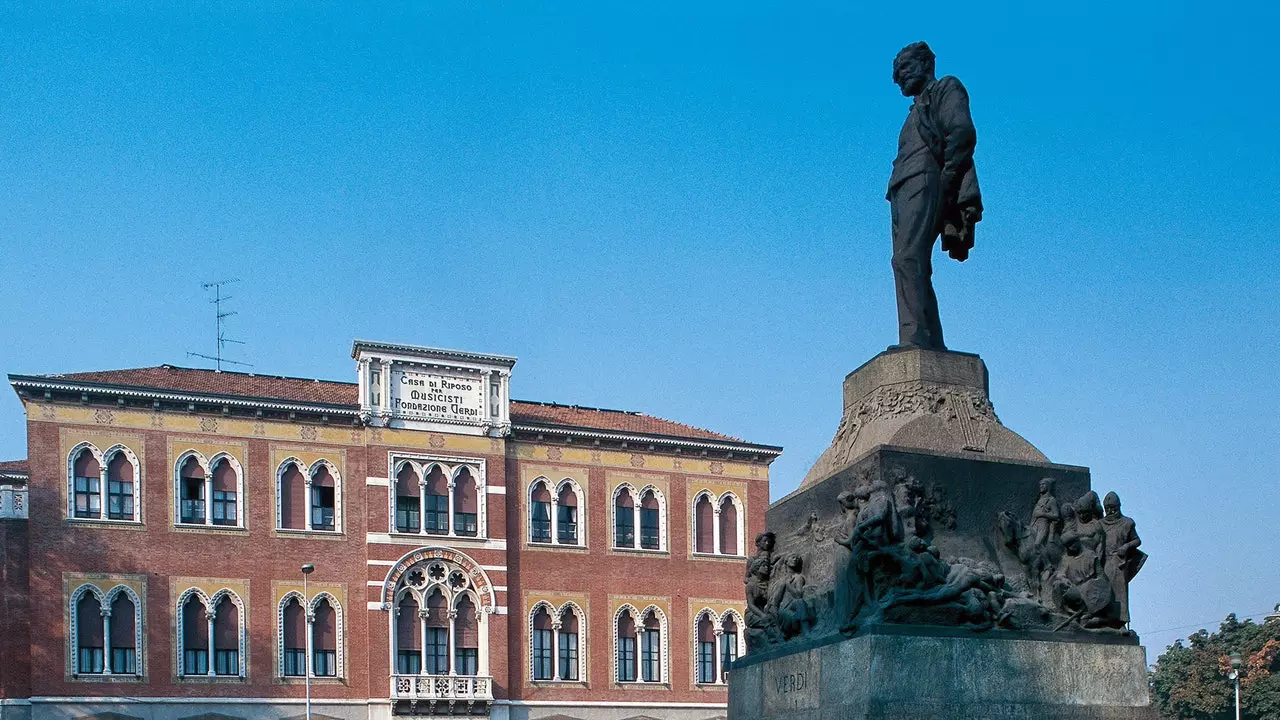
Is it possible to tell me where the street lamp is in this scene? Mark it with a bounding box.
[302,563,315,720]
[1228,651,1242,720]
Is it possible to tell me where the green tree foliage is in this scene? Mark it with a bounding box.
[1151,613,1280,719]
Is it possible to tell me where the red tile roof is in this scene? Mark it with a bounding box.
[0,459,28,476]
[17,366,757,446]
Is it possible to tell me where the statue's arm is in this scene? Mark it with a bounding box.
[935,76,977,191]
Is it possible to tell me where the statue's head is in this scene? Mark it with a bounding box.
[756,531,776,552]
[1075,491,1102,522]
[1039,477,1054,494]
[837,490,858,511]
[893,41,936,97]
[1103,491,1121,518]
[786,554,803,571]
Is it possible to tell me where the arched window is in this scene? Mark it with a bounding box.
[558,605,580,681]
[424,589,449,674]
[109,591,138,674]
[696,612,717,683]
[396,594,421,674]
[394,464,421,533]
[282,596,306,677]
[105,451,135,521]
[279,461,307,530]
[640,610,662,682]
[423,466,449,535]
[616,611,637,682]
[720,613,741,682]
[455,595,478,675]
[639,490,661,551]
[530,481,552,544]
[312,597,337,677]
[72,447,102,519]
[694,494,715,554]
[719,494,741,556]
[210,457,238,527]
[76,592,105,673]
[310,464,337,532]
[212,595,240,676]
[453,468,478,537]
[531,605,553,680]
[614,487,635,548]
[180,594,208,675]
[556,482,579,545]
[178,455,207,525]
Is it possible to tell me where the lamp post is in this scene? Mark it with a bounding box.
[1228,651,1242,720]
[302,563,315,720]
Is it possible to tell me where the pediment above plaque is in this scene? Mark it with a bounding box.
[352,340,516,437]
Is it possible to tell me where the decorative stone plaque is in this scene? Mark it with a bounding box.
[762,649,819,714]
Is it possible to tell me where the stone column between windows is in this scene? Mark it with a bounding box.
[447,477,455,537]
[358,358,370,411]
[713,625,724,683]
[478,610,490,676]
[304,475,313,531]
[712,503,722,555]
[447,609,457,676]
[632,503,640,548]
[418,608,429,673]
[418,479,427,536]
[306,604,315,678]
[550,617,561,680]
[549,495,559,544]
[204,472,213,525]
[205,606,216,676]
[101,605,113,674]
[98,464,108,521]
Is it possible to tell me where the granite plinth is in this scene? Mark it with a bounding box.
[728,630,1157,720]
[802,348,1047,488]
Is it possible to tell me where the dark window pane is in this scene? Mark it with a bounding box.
[454,512,478,537]
[641,629,660,682]
[533,628,552,680]
[395,496,420,533]
[425,627,449,674]
[313,649,336,677]
[558,631,578,680]
[284,648,307,676]
[214,649,238,676]
[112,647,137,674]
[698,640,716,683]
[455,648,478,676]
[640,508,660,550]
[424,495,449,535]
[615,507,634,548]
[557,505,577,544]
[183,649,208,675]
[618,636,636,682]
[212,489,237,526]
[311,484,336,531]
[531,501,551,543]
[78,647,104,674]
[396,651,421,674]
[720,632,738,681]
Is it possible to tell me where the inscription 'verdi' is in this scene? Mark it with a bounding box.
[775,671,807,694]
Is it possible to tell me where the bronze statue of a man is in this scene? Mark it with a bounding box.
[887,42,983,350]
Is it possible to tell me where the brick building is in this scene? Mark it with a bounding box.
[0,341,779,720]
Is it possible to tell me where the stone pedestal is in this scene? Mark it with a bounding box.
[800,348,1047,489]
[728,629,1157,720]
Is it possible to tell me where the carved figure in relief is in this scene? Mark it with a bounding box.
[832,487,868,627]
[1031,478,1061,548]
[744,531,782,646]
[775,554,816,639]
[1099,491,1145,625]
[1051,533,1116,628]
[890,466,928,539]
[1068,491,1106,556]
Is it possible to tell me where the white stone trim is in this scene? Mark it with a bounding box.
[174,449,244,529]
[307,458,343,533]
[387,453,488,540]
[691,488,746,557]
[68,442,142,523]
[68,583,144,678]
[175,587,247,679]
[613,603,668,685]
[365,476,390,486]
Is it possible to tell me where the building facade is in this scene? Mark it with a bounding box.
[0,341,779,720]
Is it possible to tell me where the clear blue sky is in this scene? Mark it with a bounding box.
[2,1,1277,659]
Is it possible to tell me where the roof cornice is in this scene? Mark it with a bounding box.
[8,375,361,417]
[511,422,783,458]
[350,340,517,367]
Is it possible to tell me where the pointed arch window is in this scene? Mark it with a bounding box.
[719,495,740,556]
[639,491,661,551]
[76,592,105,673]
[395,594,421,674]
[177,452,243,528]
[279,461,308,530]
[532,605,554,680]
[616,612,637,682]
[394,464,421,533]
[211,457,238,526]
[614,488,635,548]
[181,595,208,675]
[720,614,740,682]
[312,597,337,676]
[212,596,240,675]
[71,585,142,677]
[178,590,245,678]
[557,606,580,681]
[697,613,716,684]
[105,452,135,521]
[530,481,553,544]
[453,468,478,537]
[282,596,306,676]
[72,448,102,519]
[556,482,579,545]
[640,610,662,682]
[455,595,479,675]
[423,466,449,535]
[694,494,715,554]
[310,464,336,532]
[424,589,450,674]
[178,456,206,525]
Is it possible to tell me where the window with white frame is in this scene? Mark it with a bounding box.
[68,443,140,523]
[528,477,585,547]
[177,589,246,678]
[278,591,344,678]
[612,484,666,552]
[615,605,666,684]
[692,490,745,557]
[390,558,491,678]
[275,459,342,533]
[388,456,486,539]
[528,602,585,682]
[70,584,143,677]
[174,451,243,529]
[692,609,744,685]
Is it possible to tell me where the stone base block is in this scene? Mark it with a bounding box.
[728,630,1156,720]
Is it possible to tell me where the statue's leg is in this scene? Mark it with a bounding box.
[890,173,944,349]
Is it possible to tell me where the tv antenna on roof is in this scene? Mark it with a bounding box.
[187,279,253,372]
